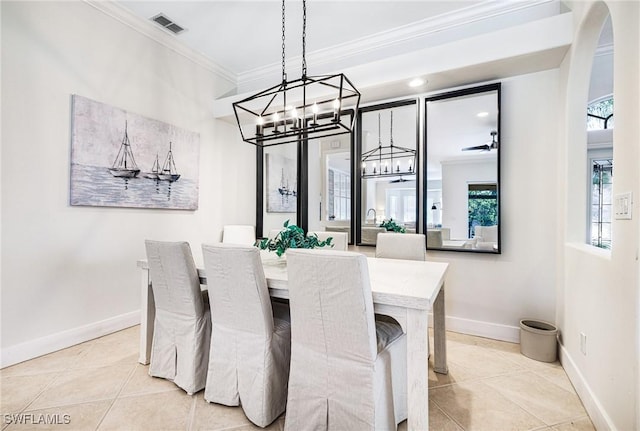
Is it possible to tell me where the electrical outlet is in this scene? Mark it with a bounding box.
[580,332,587,355]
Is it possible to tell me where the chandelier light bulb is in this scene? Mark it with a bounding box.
[332,98,340,122]
[256,116,264,135]
[311,102,319,126]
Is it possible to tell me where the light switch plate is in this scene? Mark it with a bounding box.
[614,192,633,220]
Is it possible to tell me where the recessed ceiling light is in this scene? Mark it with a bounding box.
[477,112,489,118]
[408,78,425,88]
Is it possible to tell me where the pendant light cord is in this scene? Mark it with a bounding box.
[302,0,307,79]
[282,0,308,82]
[281,0,286,83]
[390,111,394,146]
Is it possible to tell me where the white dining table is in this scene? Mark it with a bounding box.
[136,253,449,431]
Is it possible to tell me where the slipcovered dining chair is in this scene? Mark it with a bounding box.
[222,225,256,245]
[375,232,427,261]
[285,249,407,431]
[307,230,348,251]
[201,243,291,428]
[144,240,211,395]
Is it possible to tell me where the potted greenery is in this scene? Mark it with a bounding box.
[379,218,406,233]
[255,220,334,257]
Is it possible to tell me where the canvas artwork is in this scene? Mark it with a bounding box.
[70,95,200,210]
[266,153,297,213]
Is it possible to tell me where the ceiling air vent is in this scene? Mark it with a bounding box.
[150,13,186,35]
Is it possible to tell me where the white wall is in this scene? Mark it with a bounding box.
[441,157,497,240]
[557,2,640,430]
[425,70,559,341]
[0,1,255,366]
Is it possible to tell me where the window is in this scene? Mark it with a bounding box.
[468,183,498,238]
[587,97,614,130]
[327,168,350,221]
[591,159,613,249]
[385,188,416,225]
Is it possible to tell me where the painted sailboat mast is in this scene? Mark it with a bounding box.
[158,142,180,182]
[109,120,140,178]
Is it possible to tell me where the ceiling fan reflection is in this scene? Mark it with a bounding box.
[462,130,498,152]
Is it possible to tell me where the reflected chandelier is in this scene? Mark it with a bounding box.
[233,0,360,147]
[361,111,416,179]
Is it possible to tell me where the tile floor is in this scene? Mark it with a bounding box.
[1,326,595,431]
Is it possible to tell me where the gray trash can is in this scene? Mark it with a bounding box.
[519,319,558,362]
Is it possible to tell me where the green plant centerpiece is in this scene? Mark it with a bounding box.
[255,220,333,257]
[379,218,406,233]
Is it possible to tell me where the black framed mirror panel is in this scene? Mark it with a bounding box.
[423,83,501,253]
[256,110,355,243]
[305,111,356,244]
[356,99,419,246]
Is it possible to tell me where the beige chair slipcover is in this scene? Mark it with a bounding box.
[307,230,348,251]
[202,243,291,428]
[222,225,256,245]
[376,232,427,261]
[144,240,211,395]
[285,249,407,431]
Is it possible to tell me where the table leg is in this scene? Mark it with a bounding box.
[138,268,155,365]
[406,308,429,431]
[433,284,448,374]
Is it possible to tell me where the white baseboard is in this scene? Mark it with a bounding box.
[559,344,616,431]
[1,311,140,369]
[435,314,521,343]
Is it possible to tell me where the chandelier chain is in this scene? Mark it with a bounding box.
[281,0,286,82]
[390,111,394,145]
[302,0,307,78]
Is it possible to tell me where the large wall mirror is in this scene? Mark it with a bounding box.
[257,111,355,242]
[357,99,419,245]
[424,83,501,253]
[257,142,300,239]
[306,112,355,243]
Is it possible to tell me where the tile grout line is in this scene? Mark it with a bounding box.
[429,397,467,430]
[186,394,198,431]
[93,362,139,431]
[16,371,66,415]
[478,370,566,428]
[429,367,526,390]
[430,377,546,430]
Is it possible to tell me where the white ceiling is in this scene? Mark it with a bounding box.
[112,1,611,183]
[119,1,483,76]
[116,0,568,95]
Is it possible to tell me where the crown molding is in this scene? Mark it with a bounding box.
[85,0,236,85]
[237,0,559,91]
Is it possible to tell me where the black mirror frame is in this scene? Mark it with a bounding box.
[256,110,356,242]
[423,83,502,254]
[356,98,420,246]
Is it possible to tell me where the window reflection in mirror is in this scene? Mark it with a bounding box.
[358,100,418,245]
[306,121,353,242]
[424,83,501,253]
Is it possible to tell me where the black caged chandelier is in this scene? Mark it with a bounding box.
[233,0,361,147]
[361,111,416,179]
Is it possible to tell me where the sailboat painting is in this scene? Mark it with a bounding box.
[266,153,297,213]
[70,95,199,210]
